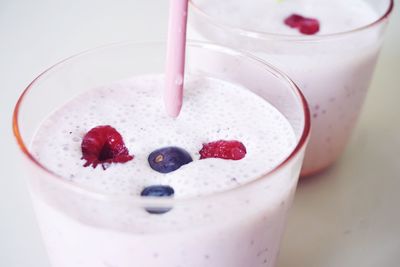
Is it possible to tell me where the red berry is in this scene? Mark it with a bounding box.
[299,18,320,35]
[81,125,133,169]
[284,13,320,35]
[284,14,304,28]
[199,140,247,160]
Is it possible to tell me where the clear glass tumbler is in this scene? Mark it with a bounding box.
[13,41,310,267]
[189,0,394,176]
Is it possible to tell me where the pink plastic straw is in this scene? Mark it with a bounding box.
[164,0,189,118]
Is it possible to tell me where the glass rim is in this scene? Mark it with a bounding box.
[12,40,311,205]
[189,0,394,42]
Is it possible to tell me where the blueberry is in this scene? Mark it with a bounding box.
[148,146,193,173]
[140,185,174,214]
[141,185,175,197]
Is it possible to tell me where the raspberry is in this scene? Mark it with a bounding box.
[284,13,320,35]
[284,14,304,28]
[299,18,320,35]
[199,140,247,160]
[81,125,133,169]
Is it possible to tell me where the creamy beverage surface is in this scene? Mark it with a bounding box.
[198,0,378,35]
[31,75,296,197]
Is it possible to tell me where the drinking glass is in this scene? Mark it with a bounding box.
[189,0,394,176]
[13,41,310,267]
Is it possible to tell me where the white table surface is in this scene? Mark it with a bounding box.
[0,1,399,266]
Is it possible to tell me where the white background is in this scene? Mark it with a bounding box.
[0,1,399,266]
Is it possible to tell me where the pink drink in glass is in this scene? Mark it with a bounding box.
[189,0,394,176]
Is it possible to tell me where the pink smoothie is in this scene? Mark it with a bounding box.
[30,75,300,267]
[189,0,390,175]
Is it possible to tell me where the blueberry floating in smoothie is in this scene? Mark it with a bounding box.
[148,146,193,173]
[199,140,247,160]
[284,13,320,35]
[81,125,133,170]
[141,185,175,214]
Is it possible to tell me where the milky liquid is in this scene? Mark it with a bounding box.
[196,0,379,35]
[30,75,300,267]
[189,0,386,175]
